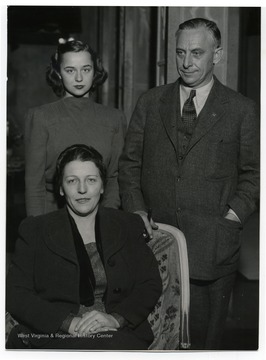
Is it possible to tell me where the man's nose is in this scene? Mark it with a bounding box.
[78,181,87,193]
[75,70,83,82]
[183,53,193,68]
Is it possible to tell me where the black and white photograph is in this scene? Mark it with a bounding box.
[1,2,264,359]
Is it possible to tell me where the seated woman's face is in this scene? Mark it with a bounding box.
[60,160,104,217]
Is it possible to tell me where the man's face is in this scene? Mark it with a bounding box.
[175,27,222,88]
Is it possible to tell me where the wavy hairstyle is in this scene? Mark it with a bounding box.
[46,40,108,97]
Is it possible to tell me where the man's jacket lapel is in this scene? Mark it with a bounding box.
[187,78,228,154]
[159,81,180,154]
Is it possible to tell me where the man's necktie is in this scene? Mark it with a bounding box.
[181,90,197,134]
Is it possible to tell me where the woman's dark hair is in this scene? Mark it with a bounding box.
[55,144,107,196]
[176,18,221,48]
[46,40,108,97]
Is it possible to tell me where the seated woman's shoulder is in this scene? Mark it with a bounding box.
[100,207,143,226]
[19,209,64,232]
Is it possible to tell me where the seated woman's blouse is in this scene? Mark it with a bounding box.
[61,221,109,332]
[60,242,107,331]
[80,243,107,315]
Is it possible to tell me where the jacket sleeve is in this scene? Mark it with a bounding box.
[24,108,48,216]
[108,216,162,327]
[228,100,260,224]
[101,111,126,209]
[6,218,76,334]
[118,95,148,213]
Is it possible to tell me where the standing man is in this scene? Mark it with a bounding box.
[119,18,259,349]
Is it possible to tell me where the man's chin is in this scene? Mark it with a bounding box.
[180,76,197,87]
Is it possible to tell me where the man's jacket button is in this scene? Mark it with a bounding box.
[107,258,116,267]
[113,287,121,294]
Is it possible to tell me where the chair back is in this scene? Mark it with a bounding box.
[147,223,191,350]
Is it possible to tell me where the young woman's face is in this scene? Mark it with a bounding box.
[60,51,94,98]
[60,160,104,217]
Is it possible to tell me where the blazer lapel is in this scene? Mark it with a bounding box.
[43,207,127,266]
[44,208,77,264]
[159,81,180,153]
[97,207,125,263]
[187,78,228,153]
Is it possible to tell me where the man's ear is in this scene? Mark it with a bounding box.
[213,47,223,65]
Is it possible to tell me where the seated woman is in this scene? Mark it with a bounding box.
[6,144,162,350]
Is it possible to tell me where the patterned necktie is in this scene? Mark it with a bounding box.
[181,90,197,134]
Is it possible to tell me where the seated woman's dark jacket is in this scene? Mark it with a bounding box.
[6,207,162,342]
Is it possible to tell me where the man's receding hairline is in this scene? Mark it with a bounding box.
[176,26,219,48]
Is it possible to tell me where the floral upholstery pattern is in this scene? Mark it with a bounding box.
[148,229,181,350]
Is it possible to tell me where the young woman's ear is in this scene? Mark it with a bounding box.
[60,186,64,196]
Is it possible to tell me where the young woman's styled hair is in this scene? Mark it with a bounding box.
[46,40,108,97]
[55,144,107,196]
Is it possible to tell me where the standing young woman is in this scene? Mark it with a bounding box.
[25,39,126,216]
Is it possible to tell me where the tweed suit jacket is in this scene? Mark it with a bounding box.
[6,207,162,342]
[119,76,259,280]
